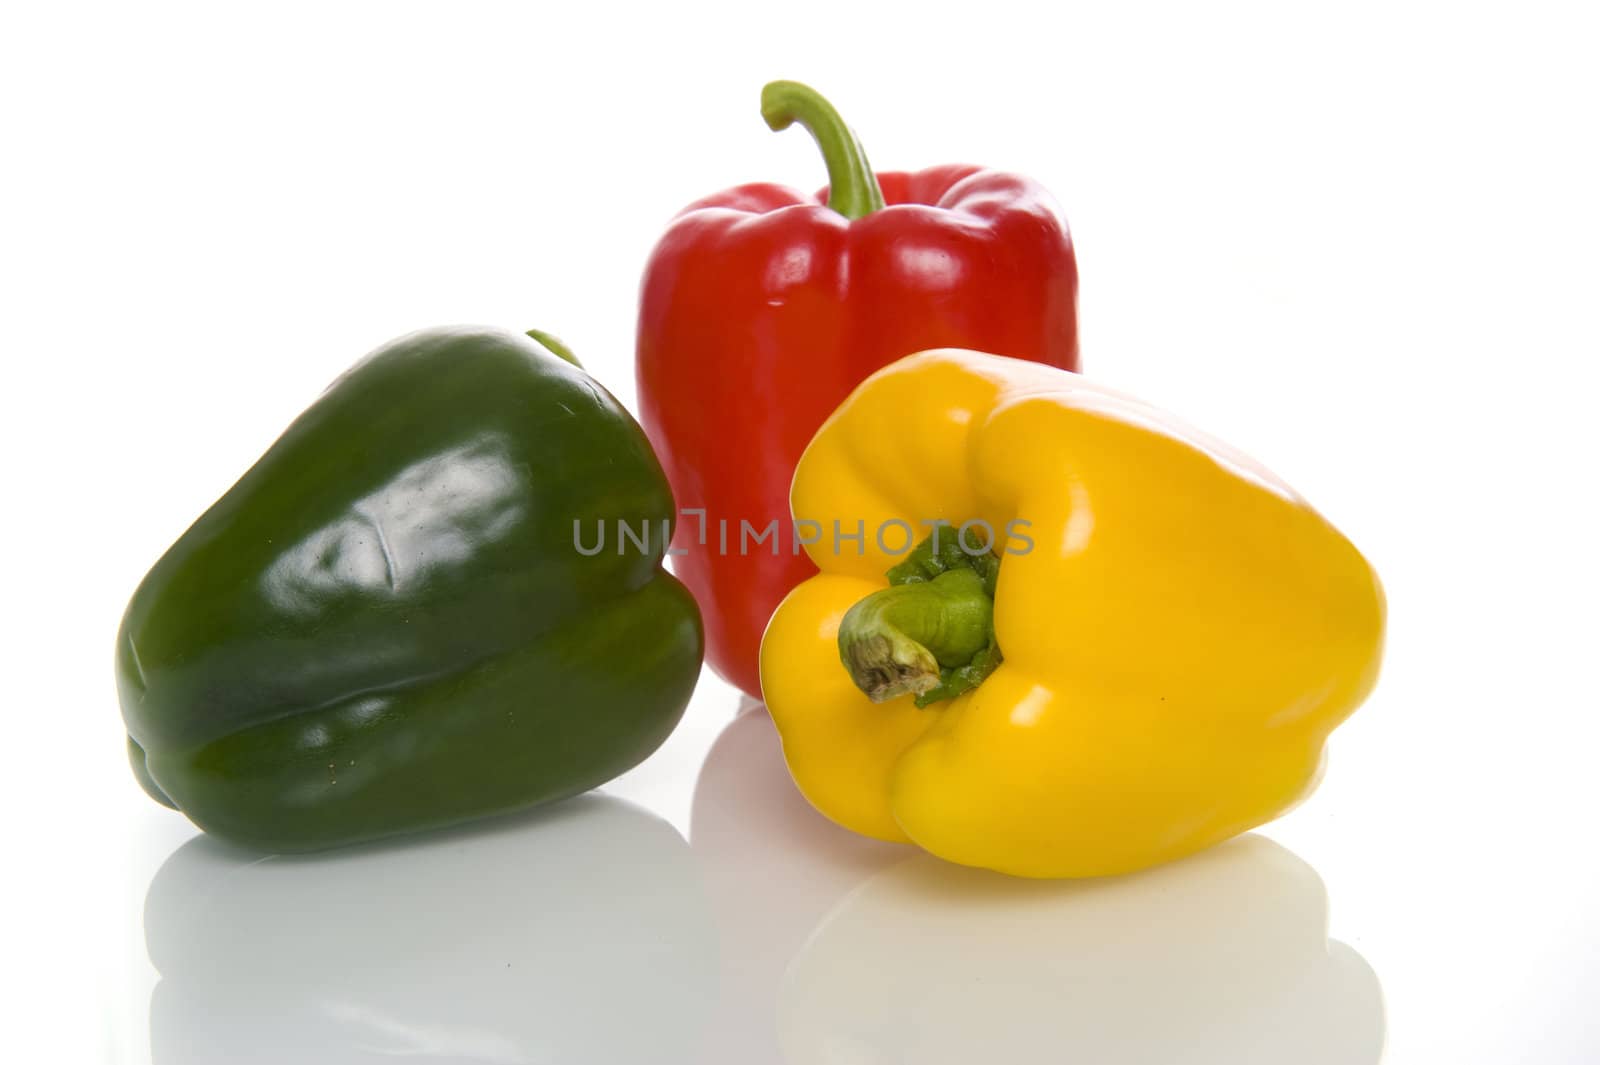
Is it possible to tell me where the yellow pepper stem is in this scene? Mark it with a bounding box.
[836,526,1004,706]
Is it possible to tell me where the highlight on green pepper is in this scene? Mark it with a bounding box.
[116,326,704,852]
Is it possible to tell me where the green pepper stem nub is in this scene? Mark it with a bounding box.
[526,329,582,368]
[760,80,886,220]
[837,525,1005,706]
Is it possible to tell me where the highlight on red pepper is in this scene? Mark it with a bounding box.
[636,80,1080,698]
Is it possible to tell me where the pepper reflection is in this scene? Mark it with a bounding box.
[144,795,716,1064]
[693,703,1384,1065]
[692,700,907,1065]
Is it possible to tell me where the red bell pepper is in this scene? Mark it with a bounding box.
[636,81,1079,698]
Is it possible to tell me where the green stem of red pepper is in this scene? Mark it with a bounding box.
[761,80,886,220]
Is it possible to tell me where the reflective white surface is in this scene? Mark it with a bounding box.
[132,704,1384,1065]
[143,797,716,1064]
[694,707,1383,1065]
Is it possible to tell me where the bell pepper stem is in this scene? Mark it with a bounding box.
[761,80,886,220]
[838,567,1000,706]
[526,329,582,367]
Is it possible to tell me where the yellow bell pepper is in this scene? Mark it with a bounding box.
[759,349,1385,878]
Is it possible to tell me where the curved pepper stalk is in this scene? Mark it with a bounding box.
[760,80,886,219]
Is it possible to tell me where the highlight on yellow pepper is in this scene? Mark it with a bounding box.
[758,349,1385,878]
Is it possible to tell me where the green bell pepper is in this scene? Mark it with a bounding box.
[117,326,703,851]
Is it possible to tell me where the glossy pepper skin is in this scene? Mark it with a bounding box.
[637,81,1078,697]
[760,350,1385,878]
[117,327,703,852]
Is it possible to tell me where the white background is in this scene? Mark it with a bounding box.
[3,1,1598,1061]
